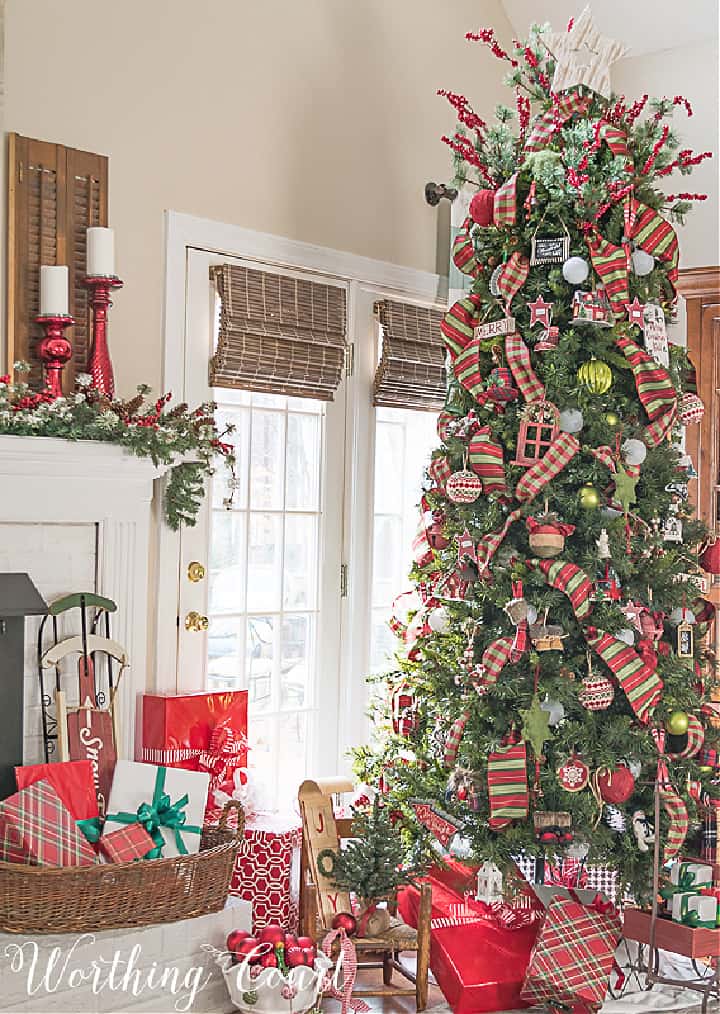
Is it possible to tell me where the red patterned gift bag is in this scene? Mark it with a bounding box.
[229,813,302,934]
[521,892,622,1012]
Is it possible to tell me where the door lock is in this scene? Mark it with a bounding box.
[187,561,206,583]
[184,611,209,632]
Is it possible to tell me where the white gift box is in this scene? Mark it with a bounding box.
[102,759,210,859]
[669,860,713,888]
[671,891,718,927]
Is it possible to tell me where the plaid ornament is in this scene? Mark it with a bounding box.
[493,172,519,228]
[515,432,580,503]
[585,229,630,315]
[452,216,482,278]
[505,333,545,402]
[453,340,485,400]
[468,426,506,496]
[487,742,529,829]
[525,90,592,151]
[528,558,594,620]
[444,710,470,769]
[476,509,523,572]
[658,760,689,863]
[521,894,622,1012]
[615,334,677,446]
[585,627,663,724]
[99,823,156,863]
[630,198,679,293]
[441,294,483,358]
[0,780,98,867]
[428,455,452,491]
[496,252,530,309]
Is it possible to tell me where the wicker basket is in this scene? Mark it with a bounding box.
[0,801,244,934]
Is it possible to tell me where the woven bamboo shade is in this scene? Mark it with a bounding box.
[373,299,446,411]
[210,264,347,401]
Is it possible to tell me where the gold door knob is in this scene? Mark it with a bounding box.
[187,561,206,583]
[185,611,209,632]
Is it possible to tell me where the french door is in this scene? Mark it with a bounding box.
[177,248,347,808]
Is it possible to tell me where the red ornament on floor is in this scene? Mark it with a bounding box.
[332,911,358,936]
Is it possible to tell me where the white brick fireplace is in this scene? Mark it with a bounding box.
[0,435,164,763]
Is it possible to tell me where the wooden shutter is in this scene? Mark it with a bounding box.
[210,264,347,401]
[373,299,446,411]
[7,134,108,391]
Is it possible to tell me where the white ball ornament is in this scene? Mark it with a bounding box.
[559,408,584,434]
[562,256,590,284]
[617,628,635,646]
[428,607,451,633]
[622,438,648,466]
[669,606,696,627]
[631,249,655,276]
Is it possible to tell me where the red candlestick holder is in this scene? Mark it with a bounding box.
[35,315,76,399]
[85,275,123,397]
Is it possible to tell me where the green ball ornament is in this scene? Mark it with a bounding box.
[666,710,690,736]
[578,483,600,510]
[604,412,620,427]
[578,357,613,395]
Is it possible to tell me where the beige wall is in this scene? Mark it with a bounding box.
[613,40,719,270]
[4,0,512,394]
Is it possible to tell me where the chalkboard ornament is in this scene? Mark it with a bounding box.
[530,220,570,266]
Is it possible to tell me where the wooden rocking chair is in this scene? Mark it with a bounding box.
[299,778,432,1011]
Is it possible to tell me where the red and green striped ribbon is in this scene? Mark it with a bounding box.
[428,455,452,490]
[493,172,519,228]
[585,229,629,316]
[444,710,470,768]
[496,252,530,309]
[515,432,580,503]
[588,444,617,473]
[630,198,679,293]
[527,558,594,620]
[468,426,506,496]
[525,91,592,151]
[453,340,485,400]
[441,293,483,358]
[585,627,664,724]
[597,121,629,157]
[615,334,677,445]
[476,509,522,572]
[505,333,545,402]
[487,741,529,829]
[657,759,689,863]
[452,216,482,278]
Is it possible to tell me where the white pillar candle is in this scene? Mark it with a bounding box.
[39,265,69,316]
[87,226,115,277]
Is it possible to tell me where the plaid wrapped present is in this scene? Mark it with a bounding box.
[701,804,720,863]
[521,892,622,1012]
[99,823,156,863]
[0,780,98,866]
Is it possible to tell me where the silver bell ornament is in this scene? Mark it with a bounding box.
[559,408,584,434]
[562,255,590,284]
[631,249,655,276]
[622,438,648,466]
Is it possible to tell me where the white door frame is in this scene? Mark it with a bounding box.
[157,210,445,768]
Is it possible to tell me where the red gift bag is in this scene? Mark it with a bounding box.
[229,813,302,934]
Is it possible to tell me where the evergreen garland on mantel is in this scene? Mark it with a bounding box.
[0,364,236,530]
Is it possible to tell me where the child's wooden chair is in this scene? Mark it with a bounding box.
[298,778,432,1011]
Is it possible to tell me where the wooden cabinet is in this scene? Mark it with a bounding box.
[677,267,720,527]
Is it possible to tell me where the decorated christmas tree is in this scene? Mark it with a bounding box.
[355,9,715,899]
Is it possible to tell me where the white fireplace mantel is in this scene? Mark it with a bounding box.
[0,434,166,760]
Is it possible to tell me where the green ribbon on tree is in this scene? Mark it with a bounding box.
[105,766,202,857]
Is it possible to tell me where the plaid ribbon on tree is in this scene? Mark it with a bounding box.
[468,426,507,496]
[525,90,592,151]
[487,741,529,829]
[453,339,485,400]
[441,293,483,358]
[588,444,617,472]
[428,455,452,490]
[615,333,677,446]
[478,620,529,695]
[585,627,664,724]
[658,758,689,863]
[444,710,471,768]
[505,333,545,401]
[630,197,680,293]
[493,172,519,228]
[497,252,530,309]
[585,229,630,315]
[527,558,594,620]
[515,432,580,502]
[476,508,523,572]
[520,893,622,1012]
[452,216,482,278]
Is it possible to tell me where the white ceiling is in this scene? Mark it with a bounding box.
[500,1,718,57]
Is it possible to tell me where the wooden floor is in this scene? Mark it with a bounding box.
[321,966,446,1011]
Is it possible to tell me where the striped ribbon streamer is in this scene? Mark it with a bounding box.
[428,454,452,490]
[493,172,519,228]
[515,432,580,502]
[667,713,705,760]
[657,758,690,864]
[441,293,483,358]
[475,620,529,697]
[453,339,485,400]
[487,741,529,829]
[585,229,630,315]
[444,710,471,768]
[525,90,592,152]
[476,509,522,572]
[452,215,482,279]
[587,444,617,472]
[505,333,545,402]
[630,197,680,294]
[527,558,594,620]
[585,627,664,724]
[468,426,507,496]
[496,252,530,309]
[615,334,677,445]
[598,121,629,157]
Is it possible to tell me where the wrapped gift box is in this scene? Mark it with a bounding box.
[398,859,541,1013]
[521,893,622,1012]
[670,860,713,890]
[139,690,248,771]
[99,823,157,863]
[102,760,209,859]
[15,760,98,822]
[229,813,302,934]
[0,780,98,866]
[672,891,718,928]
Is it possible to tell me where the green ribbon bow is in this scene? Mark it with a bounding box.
[105,766,202,858]
[660,870,698,902]
[76,816,103,844]
[681,910,716,929]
